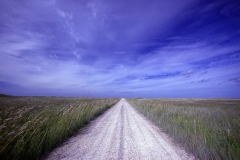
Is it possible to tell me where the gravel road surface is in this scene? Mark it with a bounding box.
[45,98,194,160]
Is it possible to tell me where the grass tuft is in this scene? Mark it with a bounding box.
[0,97,119,160]
[127,98,240,160]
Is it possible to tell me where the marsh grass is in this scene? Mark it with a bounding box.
[127,98,240,160]
[0,96,119,160]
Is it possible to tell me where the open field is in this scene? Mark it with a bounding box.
[127,98,240,160]
[0,96,119,160]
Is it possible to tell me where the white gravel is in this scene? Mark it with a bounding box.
[44,98,195,160]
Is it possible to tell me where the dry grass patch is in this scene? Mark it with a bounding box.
[0,96,119,160]
[127,98,240,160]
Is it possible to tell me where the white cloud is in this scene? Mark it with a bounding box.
[73,51,82,59]
[57,9,67,19]
[57,9,72,20]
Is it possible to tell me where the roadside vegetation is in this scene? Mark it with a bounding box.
[0,96,119,160]
[127,98,240,160]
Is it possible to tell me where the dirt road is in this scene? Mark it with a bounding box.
[45,98,194,160]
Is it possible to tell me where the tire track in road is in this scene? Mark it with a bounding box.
[45,98,194,160]
[118,105,125,160]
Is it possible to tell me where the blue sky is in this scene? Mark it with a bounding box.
[0,0,240,98]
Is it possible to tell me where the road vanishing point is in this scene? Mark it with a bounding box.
[45,98,194,160]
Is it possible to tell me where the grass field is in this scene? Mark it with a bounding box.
[0,96,119,160]
[127,98,240,160]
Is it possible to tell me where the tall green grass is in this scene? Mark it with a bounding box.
[127,98,240,160]
[0,96,119,160]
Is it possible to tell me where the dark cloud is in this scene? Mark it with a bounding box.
[228,77,240,83]
[181,70,195,78]
[198,79,210,83]
[121,91,133,94]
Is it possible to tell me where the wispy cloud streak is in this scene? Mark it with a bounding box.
[0,0,240,97]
